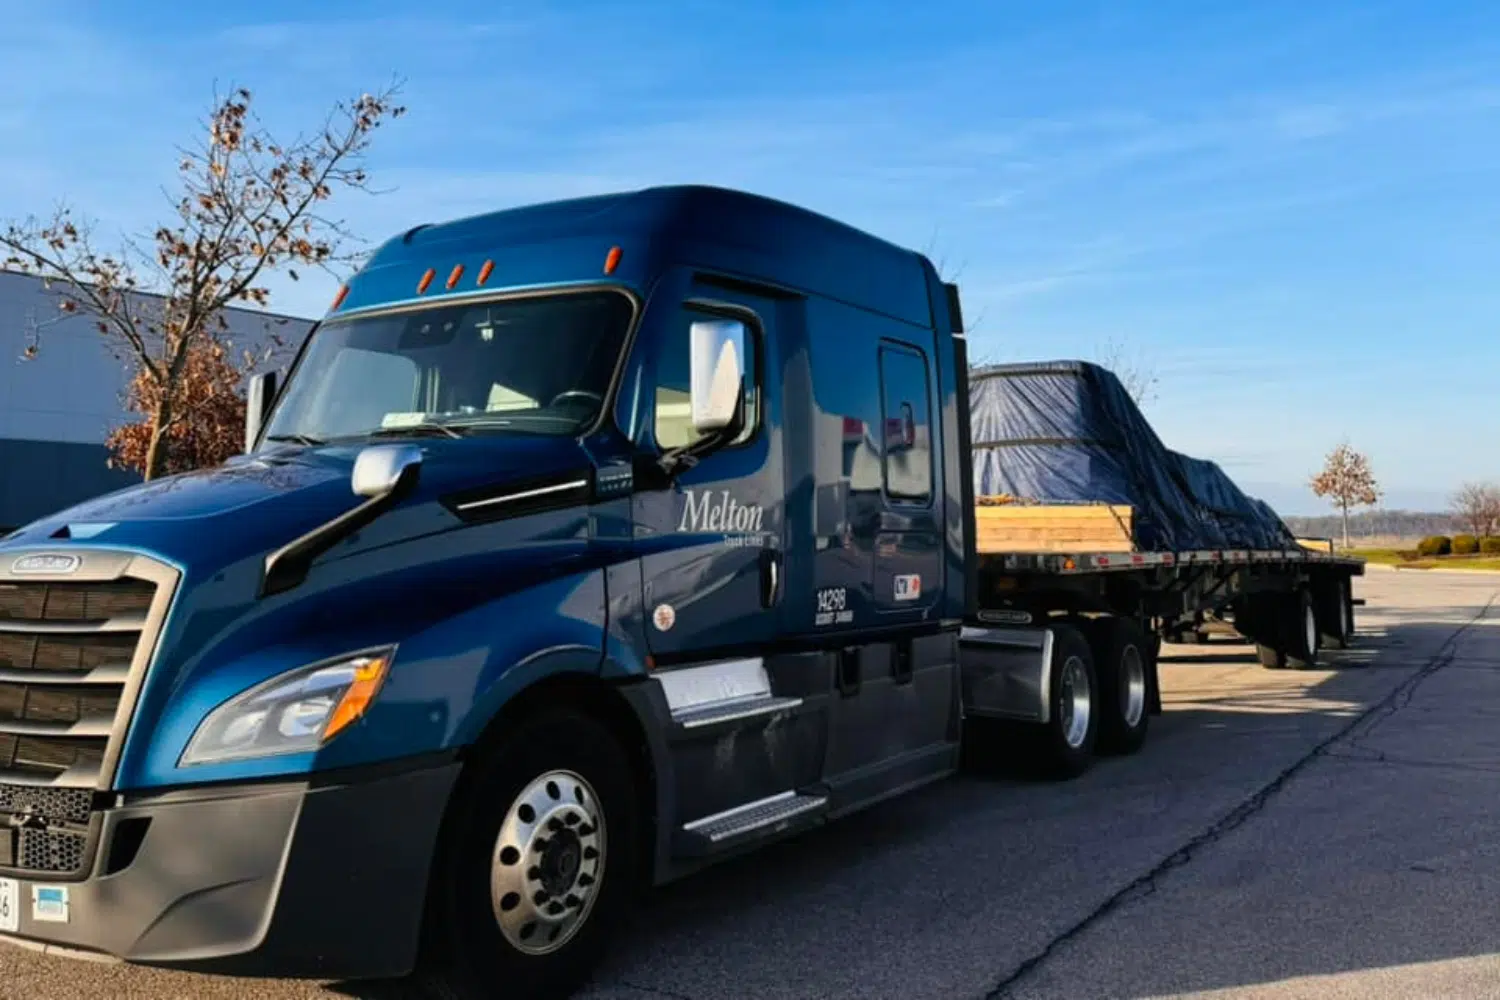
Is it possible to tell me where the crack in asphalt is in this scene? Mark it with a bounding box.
[981,591,1499,1000]
[606,980,698,1000]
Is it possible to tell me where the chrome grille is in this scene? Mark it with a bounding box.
[0,552,175,877]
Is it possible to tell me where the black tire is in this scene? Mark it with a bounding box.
[1284,588,1321,668]
[416,708,641,1000]
[1254,589,1320,669]
[1084,617,1152,756]
[1032,624,1098,779]
[1318,578,1353,650]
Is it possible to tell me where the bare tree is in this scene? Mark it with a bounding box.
[1309,441,1382,549]
[1451,482,1500,539]
[2,82,405,480]
[1093,337,1159,408]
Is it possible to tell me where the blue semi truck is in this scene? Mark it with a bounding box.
[0,186,1362,998]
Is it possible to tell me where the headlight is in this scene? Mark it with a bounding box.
[180,648,394,766]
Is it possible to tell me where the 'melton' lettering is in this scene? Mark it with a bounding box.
[679,489,766,534]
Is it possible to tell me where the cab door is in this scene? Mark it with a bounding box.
[630,276,785,663]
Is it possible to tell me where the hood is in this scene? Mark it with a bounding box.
[1,435,597,576]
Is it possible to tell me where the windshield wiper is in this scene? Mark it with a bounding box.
[366,422,467,440]
[264,433,326,446]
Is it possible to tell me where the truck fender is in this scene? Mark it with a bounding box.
[451,644,605,747]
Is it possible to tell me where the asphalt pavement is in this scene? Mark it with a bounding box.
[2,567,1497,999]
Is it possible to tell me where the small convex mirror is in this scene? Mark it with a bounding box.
[351,444,423,498]
[244,370,279,453]
[688,318,746,434]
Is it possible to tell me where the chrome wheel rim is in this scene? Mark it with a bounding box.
[1120,645,1147,728]
[490,770,606,956]
[1058,655,1092,749]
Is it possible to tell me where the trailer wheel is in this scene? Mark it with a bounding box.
[417,708,640,1000]
[1036,624,1098,778]
[1085,617,1152,756]
[1286,588,1321,668]
[1255,589,1320,669]
[1318,578,1353,650]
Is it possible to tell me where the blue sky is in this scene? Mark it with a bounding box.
[3,0,1498,514]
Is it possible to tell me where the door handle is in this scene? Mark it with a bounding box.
[760,548,783,608]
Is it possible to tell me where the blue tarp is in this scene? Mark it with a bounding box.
[968,360,1295,552]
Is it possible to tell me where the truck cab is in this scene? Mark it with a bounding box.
[0,185,977,998]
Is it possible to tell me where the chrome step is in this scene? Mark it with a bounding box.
[682,791,828,846]
[673,694,803,730]
[655,657,805,731]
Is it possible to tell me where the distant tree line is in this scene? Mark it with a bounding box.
[1282,509,1457,542]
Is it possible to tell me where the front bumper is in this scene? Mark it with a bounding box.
[0,757,459,980]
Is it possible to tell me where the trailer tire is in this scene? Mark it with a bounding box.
[1084,617,1152,756]
[1034,624,1099,779]
[1284,588,1321,668]
[416,708,640,1000]
[1254,589,1320,669]
[1318,578,1353,650]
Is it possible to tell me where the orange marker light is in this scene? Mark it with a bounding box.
[477,259,494,286]
[446,263,465,290]
[329,284,349,311]
[323,655,391,742]
[603,246,623,275]
[416,268,435,294]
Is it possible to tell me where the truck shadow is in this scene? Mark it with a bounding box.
[333,604,1500,1000]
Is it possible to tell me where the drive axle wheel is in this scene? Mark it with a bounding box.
[1035,624,1098,779]
[1083,617,1152,756]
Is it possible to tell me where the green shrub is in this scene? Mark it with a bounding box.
[1452,534,1480,555]
[1416,535,1452,557]
[1482,537,1500,555]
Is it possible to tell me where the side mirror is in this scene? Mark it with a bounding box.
[351,444,423,498]
[245,370,279,453]
[689,318,746,434]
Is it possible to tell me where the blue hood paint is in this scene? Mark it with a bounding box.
[7,436,592,573]
[2,435,623,790]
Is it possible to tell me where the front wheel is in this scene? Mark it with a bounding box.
[417,708,641,1000]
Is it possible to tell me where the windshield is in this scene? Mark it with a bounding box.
[261,289,635,444]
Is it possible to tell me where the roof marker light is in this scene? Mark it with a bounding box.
[417,268,435,294]
[446,263,465,290]
[329,284,349,311]
[603,246,622,275]
[477,260,494,286]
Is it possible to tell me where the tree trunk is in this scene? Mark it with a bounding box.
[1341,502,1351,550]
[143,397,173,482]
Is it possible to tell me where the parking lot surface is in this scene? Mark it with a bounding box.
[2,568,1496,999]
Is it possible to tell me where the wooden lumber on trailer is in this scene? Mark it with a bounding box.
[975,497,1135,553]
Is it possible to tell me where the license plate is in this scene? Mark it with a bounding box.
[0,878,17,933]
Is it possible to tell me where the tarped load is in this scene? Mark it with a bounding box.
[968,360,1293,552]
[1168,451,1299,549]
